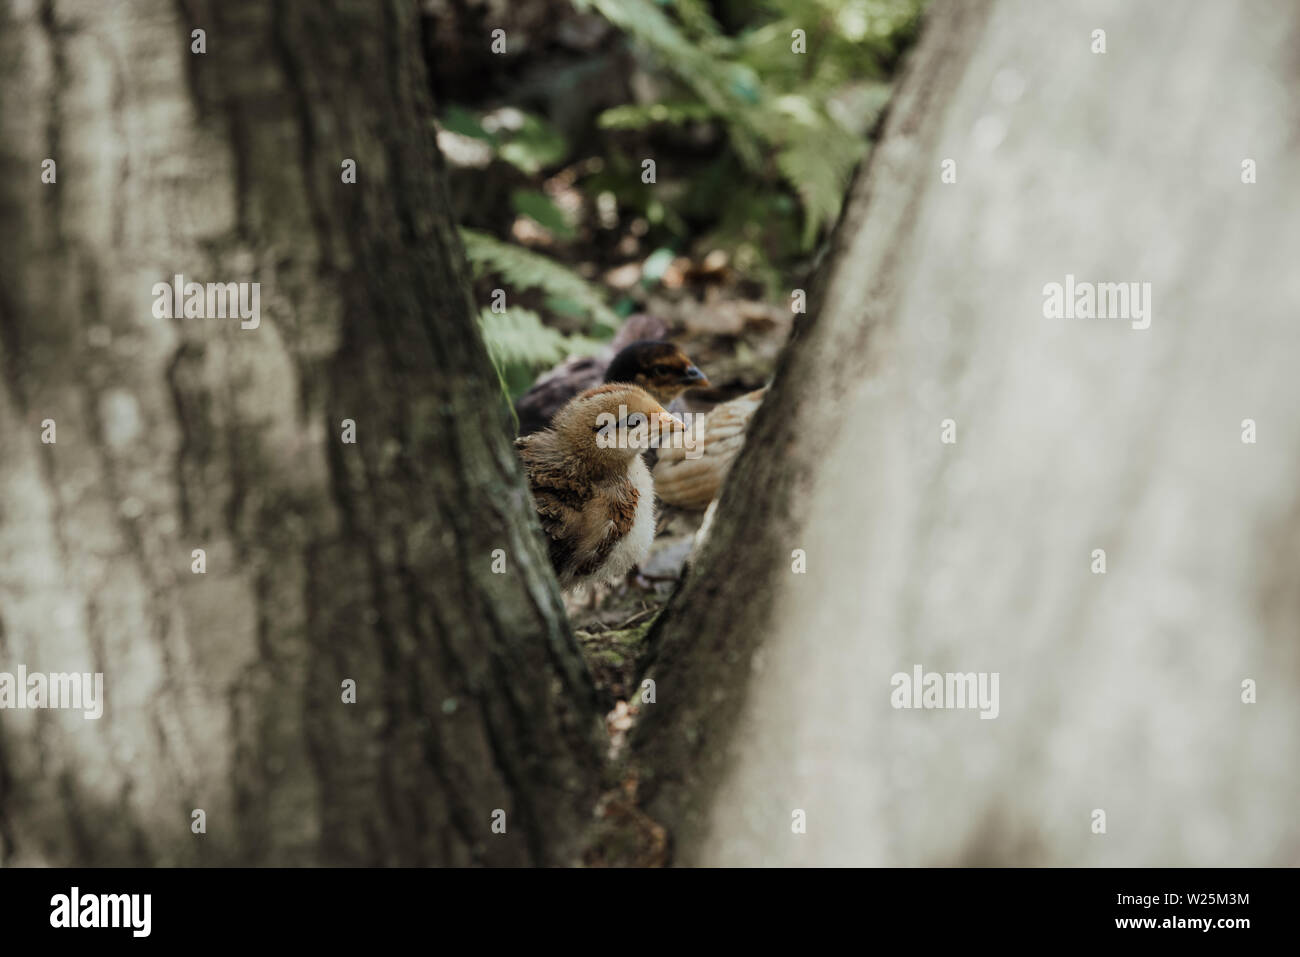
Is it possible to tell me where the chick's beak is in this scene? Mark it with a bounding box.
[679,364,709,388]
[648,408,686,447]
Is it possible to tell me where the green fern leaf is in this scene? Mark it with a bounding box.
[477,307,600,369]
[460,229,620,331]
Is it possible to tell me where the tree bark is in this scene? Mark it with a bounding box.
[0,0,602,866]
[632,0,1300,865]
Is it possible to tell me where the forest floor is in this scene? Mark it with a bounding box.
[555,270,792,861]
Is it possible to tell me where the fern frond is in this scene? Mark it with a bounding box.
[478,307,603,370]
[761,101,865,247]
[460,229,620,331]
[667,0,721,38]
[574,0,764,166]
[598,101,717,131]
[579,0,874,245]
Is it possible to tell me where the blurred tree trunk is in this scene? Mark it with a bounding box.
[631,0,1300,865]
[0,0,601,865]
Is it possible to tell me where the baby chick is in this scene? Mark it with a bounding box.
[516,384,685,590]
[516,335,708,436]
[601,340,709,409]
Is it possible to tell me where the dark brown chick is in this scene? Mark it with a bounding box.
[601,340,709,409]
[515,329,708,436]
[516,384,685,590]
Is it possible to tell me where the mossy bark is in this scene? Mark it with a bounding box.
[630,0,1300,865]
[0,0,602,866]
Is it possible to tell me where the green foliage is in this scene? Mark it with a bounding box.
[598,101,717,130]
[497,114,570,175]
[580,0,920,245]
[442,105,570,174]
[478,307,604,399]
[478,306,602,370]
[578,0,765,166]
[441,104,495,141]
[460,229,620,332]
[665,0,721,38]
[641,247,677,284]
[510,190,576,238]
[442,0,924,382]
[733,1,922,91]
[765,102,866,246]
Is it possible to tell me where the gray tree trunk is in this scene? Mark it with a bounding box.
[632,0,1300,865]
[0,0,602,866]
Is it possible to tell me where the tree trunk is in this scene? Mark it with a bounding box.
[632,0,1300,865]
[0,0,602,866]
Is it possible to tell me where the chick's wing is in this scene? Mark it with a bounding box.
[653,387,767,509]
